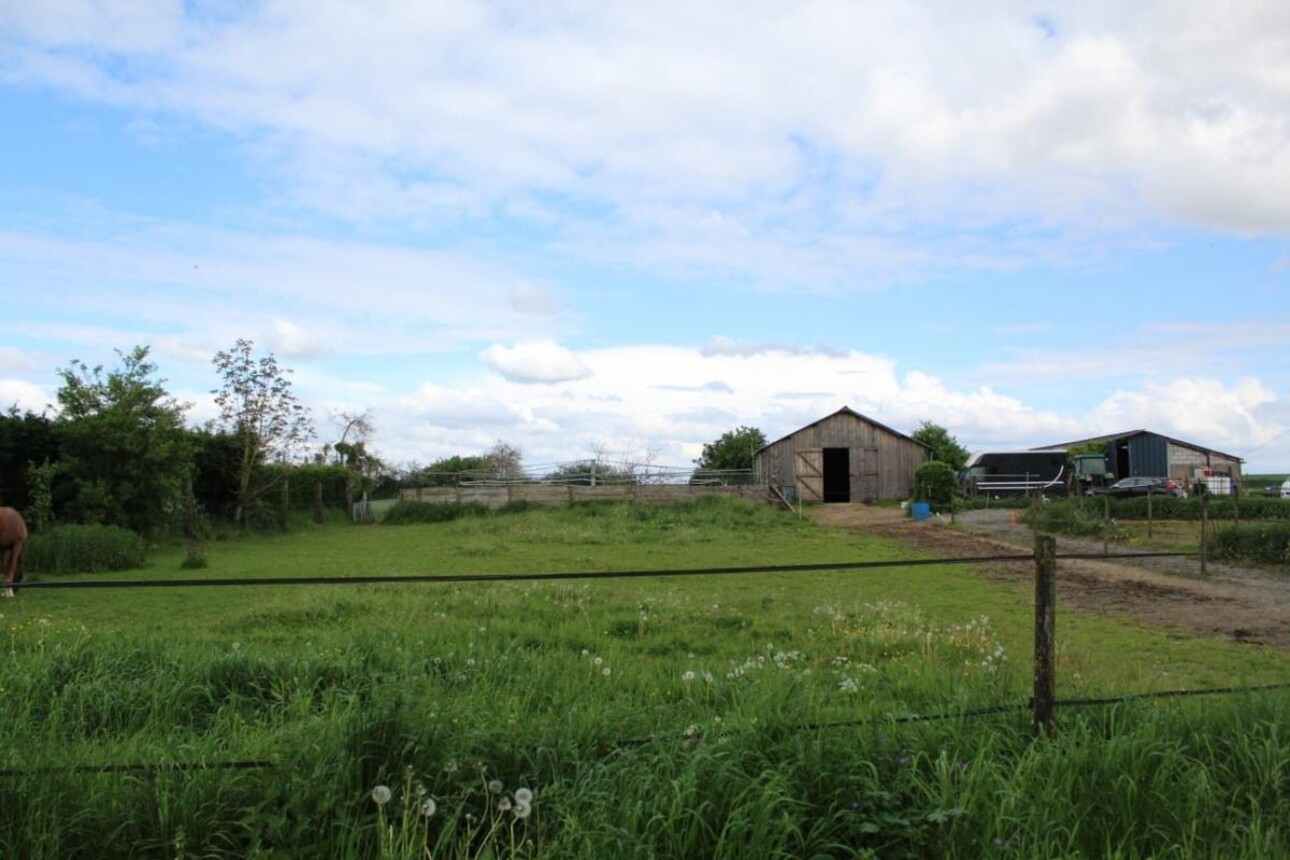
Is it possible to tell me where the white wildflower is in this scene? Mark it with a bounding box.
[371,785,392,806]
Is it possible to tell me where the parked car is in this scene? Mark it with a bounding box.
[1086,476,1185,498]
[1263,482,1284,497]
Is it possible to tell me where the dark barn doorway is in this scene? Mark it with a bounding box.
[822,447,851,502]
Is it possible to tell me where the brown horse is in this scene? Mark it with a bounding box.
[0,507,27,598]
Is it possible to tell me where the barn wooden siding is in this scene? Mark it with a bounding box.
[756,408,930,502]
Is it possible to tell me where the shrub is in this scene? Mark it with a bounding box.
[1210,523,1290,565]
[380,502,492,525]
[912,461,957,507]
[1025,498,1125,539]
[24,524,146,574]
[1107,496,1290,521]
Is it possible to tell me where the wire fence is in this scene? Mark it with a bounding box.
[3,542,1284,777]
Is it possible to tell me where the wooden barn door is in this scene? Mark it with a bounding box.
[795,449,824,502]
[858,447,880,502]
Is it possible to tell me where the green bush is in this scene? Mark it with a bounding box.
[912,461,958,506]
[380,501,493,525]
[1210,523,1290,565]
[1108,496,1290,521]
[24,524,146,573]
[1025,498,1126,539]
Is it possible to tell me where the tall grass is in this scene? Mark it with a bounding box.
[23,524,145,574]
[2,498,1288,857]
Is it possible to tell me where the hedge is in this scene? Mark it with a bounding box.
[1210,522,1290,565]
[1106,495,1290,521]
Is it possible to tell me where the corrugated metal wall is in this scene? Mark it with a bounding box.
[756,411,928,501]
[1124,434,1168,477]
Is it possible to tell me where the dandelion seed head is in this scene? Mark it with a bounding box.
[514,787,533,804]
[513,800,532,819]
[602,667,612,677]
[681,671,695,683]
[488,779,504,794]
[422,798,437,817]
[371,785,392,806]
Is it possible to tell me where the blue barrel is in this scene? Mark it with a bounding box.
[911,502,931,521]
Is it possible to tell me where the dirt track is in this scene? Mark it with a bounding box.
[808,504,1290,650]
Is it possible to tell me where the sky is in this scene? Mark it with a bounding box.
[1,1,1288,475]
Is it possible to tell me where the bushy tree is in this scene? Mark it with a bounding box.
[913,460,958,506]
[211,339,315,528]
[0,407,64,512]
[695,426,767,472]
[545,460,634,486]
[55,346,194,535]
[910,421,969,471]
[485,441,524,480]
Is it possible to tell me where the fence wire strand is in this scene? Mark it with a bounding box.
[5,546,1282,776]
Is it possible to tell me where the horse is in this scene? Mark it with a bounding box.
[0,507,27,598]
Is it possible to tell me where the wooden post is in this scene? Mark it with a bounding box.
[314,480,324,524]
[184,478,197,552]
[1033,533,1057,736]
[279,477,290,531]
[1102,494,1111,556]
[1200,490,1209,576]
[1147,488,1153,540]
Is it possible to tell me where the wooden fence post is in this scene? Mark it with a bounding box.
[314,481,324,524]
[1033,533,1057,736]
[1200,490,1209,576]
[184,478,198,558]
[1147,488,1153,539]
[280,478,290,531]
[1102,494,1111,556]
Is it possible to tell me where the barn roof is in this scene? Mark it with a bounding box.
[757,406,932,453]
[1032,429,1243,463]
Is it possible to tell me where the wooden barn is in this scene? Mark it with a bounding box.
[756,407,931,503]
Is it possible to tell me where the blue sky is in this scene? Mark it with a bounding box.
[1,1,1288,473]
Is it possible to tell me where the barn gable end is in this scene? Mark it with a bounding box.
[755,407,931,502]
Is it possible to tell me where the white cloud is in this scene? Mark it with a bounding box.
[268,319,326,360]
[1089,378,1277,450]
[480,341,591,384]
[0,379,48,412]
[5,0,1289,283]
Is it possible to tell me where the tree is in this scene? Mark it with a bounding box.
[55,346,194,535]
[330,410,385,505]
[211,339,315,528]
[913,460,958,506]
[484,441,524,480]
[910,421,969,471]
[695,426,766,472]
[0,407,64,512]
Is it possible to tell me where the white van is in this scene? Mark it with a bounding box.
[1281,478,1290,499]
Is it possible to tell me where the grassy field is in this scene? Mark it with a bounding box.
[2,498,1288,858]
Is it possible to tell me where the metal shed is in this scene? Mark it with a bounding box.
[1033,430,1244,483]
[755,406,931,503]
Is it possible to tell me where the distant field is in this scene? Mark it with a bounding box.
[3,498,1288,858]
